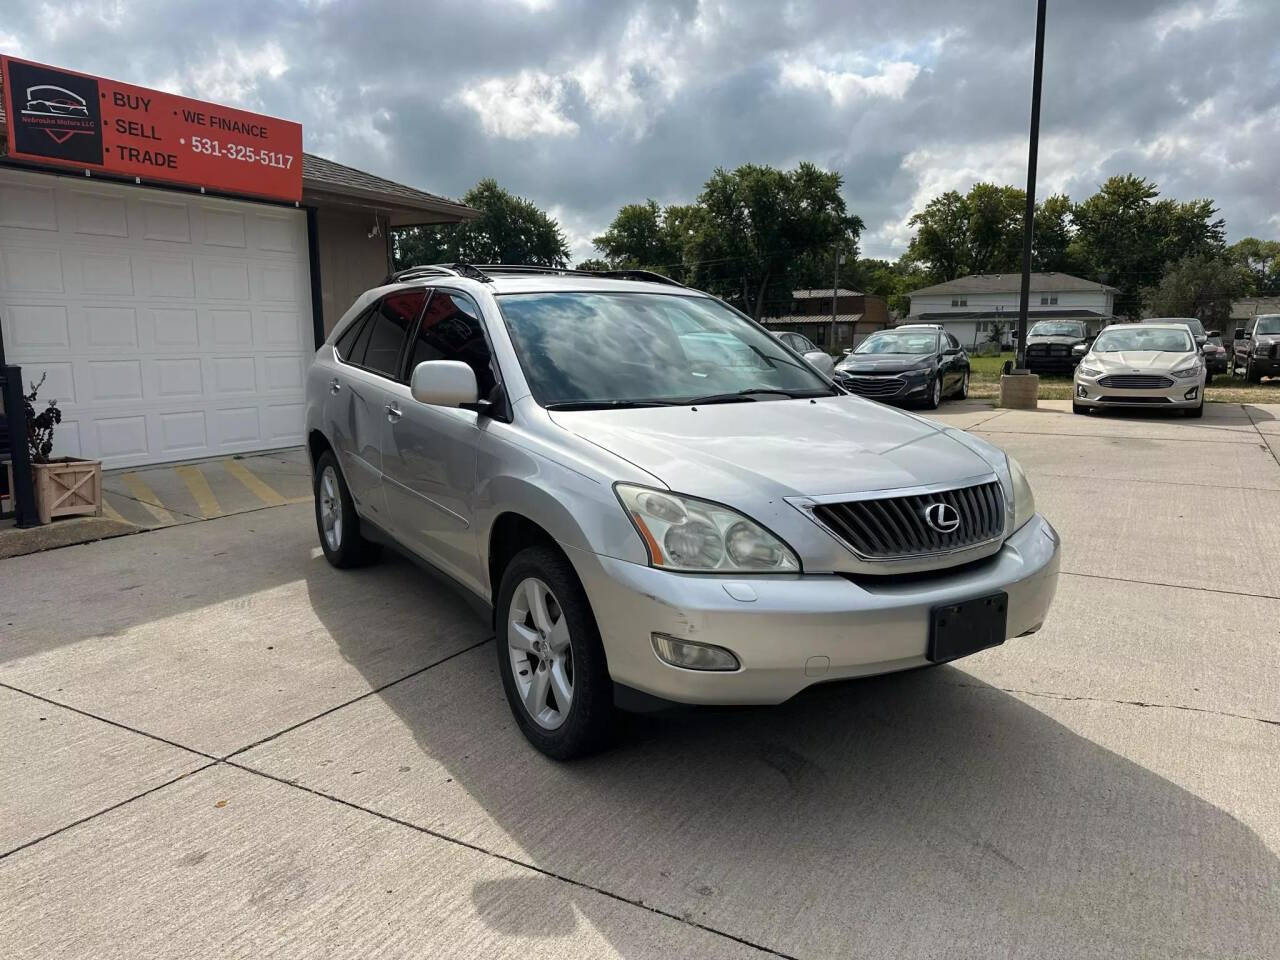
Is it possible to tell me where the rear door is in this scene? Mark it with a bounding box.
[329,290,424,522]
[380,289,495,592]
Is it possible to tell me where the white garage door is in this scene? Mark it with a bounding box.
[0,167,312,469]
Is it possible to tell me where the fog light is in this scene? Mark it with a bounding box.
[1184,386,1198,400]
[651,633,739,671]
[1076,384,1086,397]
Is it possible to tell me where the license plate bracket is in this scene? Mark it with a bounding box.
[928,592,1008,663]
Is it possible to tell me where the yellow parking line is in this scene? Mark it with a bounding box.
[286,494,314,504]
[101,498,130,524]
[176,465,222,519]
[120,473,176,525]
[223,459,286,507]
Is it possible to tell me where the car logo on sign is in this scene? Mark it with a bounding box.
[923,502,961,534]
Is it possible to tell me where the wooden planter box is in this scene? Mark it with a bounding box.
[31,457,102,525]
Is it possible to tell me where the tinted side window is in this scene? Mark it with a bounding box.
[333,307,373,360]
[408,291,497,397]
[360,291,427,378]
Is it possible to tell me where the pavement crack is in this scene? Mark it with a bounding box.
[224,758,798,959]
[950,681,1280,729]
[0,761,219,863]
[1060,569,1280,602]
[221,637,494,761]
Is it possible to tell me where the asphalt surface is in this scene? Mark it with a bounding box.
[2,399,1277,959]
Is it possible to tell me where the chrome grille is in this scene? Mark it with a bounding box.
[1097,374,1174,389]
[840,375,904,398]
[811,480,1005,560]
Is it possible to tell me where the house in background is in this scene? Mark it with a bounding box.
[761,288,890,351]
[903,272,1118,349]
[1230,298,1280,332]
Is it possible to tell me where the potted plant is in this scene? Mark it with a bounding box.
[24,374,102,524]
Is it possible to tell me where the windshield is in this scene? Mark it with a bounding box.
[1029,321,1085,338]
[1147,317,1205,336]
[853,331,940,355]
[1256,315,1280,335]
[1092,327,1193,353]
[497,292,834,407]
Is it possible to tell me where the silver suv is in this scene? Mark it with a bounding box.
[305,265,1060,758]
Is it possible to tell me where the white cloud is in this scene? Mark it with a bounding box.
[779,60,921,104]
[456,70,578,140]
[1151,0,1244,43]
[180,41,290,108]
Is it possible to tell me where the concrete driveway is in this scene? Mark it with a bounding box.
[2,400,1277,959]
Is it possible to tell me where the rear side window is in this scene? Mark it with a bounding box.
[333,308,372,360]
[358,291,427,378]
[408,291,497,397]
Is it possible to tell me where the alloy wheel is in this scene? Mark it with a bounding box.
[508,577,574,730]
[319,466,343,551]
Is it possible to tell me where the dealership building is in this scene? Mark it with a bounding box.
[0,57,474,469]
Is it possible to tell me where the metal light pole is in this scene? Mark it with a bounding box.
[1015,0,1048,372]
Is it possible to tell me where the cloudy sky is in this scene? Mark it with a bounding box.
[4,0,1277,262]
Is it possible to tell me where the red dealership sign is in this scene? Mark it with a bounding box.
[1,55,302,202]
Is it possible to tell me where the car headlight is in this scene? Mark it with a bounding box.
[1078,364,1102,377]
[1171,365,1201,379]
[616,484,800,573]
[1007,455,1036,533]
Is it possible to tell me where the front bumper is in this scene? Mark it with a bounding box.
[567,514,1060,705]
[1024,354,1077,374]
[1074,372,1204,408]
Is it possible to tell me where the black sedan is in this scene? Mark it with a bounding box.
[834,326,970,409]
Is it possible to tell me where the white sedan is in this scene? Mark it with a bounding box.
[1073,322,1208,418]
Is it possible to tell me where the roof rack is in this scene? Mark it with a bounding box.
[384,263,685,288]
[382,262,494,285]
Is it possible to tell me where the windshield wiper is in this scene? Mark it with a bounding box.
[683,387,833,405]
[543,399,674,411]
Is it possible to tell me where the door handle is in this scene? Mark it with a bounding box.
[385,402,402,423]
[329,377,342,395]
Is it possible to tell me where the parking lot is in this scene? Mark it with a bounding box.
[2,398,1278,959]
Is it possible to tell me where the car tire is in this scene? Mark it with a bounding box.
[314,450,380,569]
[496,545,614,760]
[957,370,970,400]
[923,375,942,410]
[1072,400,1089,415]
[1185,399,1204,418]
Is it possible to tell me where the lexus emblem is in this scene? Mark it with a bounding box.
[923,502,961,534]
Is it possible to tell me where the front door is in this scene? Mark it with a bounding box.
[381,289,494,593]
[329,290,425,523]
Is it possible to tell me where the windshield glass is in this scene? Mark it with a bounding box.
[1256,315,1280,335]
[1092,327,1193,353]
[1147,317,1205,336]
[1029,321,1085,337]
[853,331,940,355]
[497,292,833,406]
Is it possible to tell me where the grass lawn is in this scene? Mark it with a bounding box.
[967,352,1280,405]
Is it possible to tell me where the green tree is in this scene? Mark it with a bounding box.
[904,190,970,281]
[1228,237,1280,295]
[848,257,930,318]
[684,163,863,319]
[1032,193,1075,273]
[1069,175,1225,319]
[573,257,612,272]
[393,178,569,268]
[903,183,1030,281]
[592,200,683,271]
[1143,254,1247,330]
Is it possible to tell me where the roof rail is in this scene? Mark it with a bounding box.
[475,264,686,288]
[596,269,684,288]
[382,262,494,285]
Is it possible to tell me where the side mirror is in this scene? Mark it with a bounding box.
[803,350,836,376]
[410,360,479,408]
[1201,343,1215,355]
[1071,343,1088,356]
[1235,328,1247,339]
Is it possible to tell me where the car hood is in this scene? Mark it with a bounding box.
[1026,334,1085,346]
[549,396,994,499]
[836,355,932,374]
[1085,351,1198,372]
